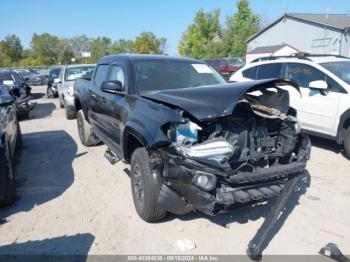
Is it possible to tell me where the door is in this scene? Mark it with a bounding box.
[88,64,110,135]
[98,64,127,155]
[283,63,344,135]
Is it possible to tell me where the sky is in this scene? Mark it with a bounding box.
[0,0,349,55]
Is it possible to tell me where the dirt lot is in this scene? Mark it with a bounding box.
[0,85,349,257]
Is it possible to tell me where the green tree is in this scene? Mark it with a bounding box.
[69,35,91,62]
[90,37,112,62]
[110,39,134,54]
[0,34,23,64]
[132,32,166,54]
[59,38,75,64]
[223,0,260,57]
[31,33,61,65]
[178,9,223,59]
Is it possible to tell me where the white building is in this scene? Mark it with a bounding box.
[247,13,350,59]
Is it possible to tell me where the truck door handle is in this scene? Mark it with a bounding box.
[102,97,106,103]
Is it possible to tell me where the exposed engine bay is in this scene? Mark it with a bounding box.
[170,87,304,172]
[155,84,310,217]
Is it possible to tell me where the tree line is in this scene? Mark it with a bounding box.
[0,32,166,67]
[0,0,259,67]
[179,0,260,59]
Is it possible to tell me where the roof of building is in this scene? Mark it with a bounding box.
[247,44,298,54]
[247,13,350,43]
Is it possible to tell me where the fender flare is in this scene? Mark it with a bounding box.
[336,108,350,144]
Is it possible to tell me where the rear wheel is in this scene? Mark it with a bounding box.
[59,96,64,108]
[47,86,54,98]
[130,148,166,222]
[344,127,350,158]
[65,104,76,120]
[0,139,17,206]
[77,110,98,146]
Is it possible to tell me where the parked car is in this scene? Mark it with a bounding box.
[0,85,22,206]
[46,67,62,98]
[230,53,350,157]
[56,65,95,119]
[0,70,32,118]
[14,69,45,86]
[204,58,245,78]
[74,54,310,223]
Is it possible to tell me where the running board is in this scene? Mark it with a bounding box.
[104,148,120,165]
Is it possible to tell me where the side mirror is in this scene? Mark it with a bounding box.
[309,80,327,90]
[0,95,16,107]
[54,78,61,84]
[101,80,123,94]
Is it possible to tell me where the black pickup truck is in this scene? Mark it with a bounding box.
[74,55,311,224]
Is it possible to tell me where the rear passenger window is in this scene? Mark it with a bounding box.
[242,66,258,79]
[256,63,283,79]
[94,64,109,88]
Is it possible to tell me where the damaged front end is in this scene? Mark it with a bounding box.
[149,82,311,216]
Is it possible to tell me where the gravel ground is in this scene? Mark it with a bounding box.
[0,86,349,257]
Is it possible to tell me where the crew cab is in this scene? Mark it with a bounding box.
[230,54,350,157]
[74,54,310,222]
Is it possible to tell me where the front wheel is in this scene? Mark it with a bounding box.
[77,110,98,146]
[47,87,54,98]
[130,148,166,222]
[65,105,76,120]
[344,127,350,158]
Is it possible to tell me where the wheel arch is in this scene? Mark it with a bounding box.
[336,108,350,144]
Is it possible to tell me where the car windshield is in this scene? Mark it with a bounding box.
[321,61,350,84]
[135,60,226,93]
[64,66,95,81]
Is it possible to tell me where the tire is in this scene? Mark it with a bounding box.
[344,127,350,158]
[130,148,166,222]
[77,110,98,146]
[59,97,64,108]
[15,122,23,150]
[47,87,54,98]
[65,105,76,120]
[0,139,17,206]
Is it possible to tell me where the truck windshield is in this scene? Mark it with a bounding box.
[321,61,350,84]
[64,66,95,81]
[135,60,226,93]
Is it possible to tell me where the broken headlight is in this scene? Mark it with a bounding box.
[167,121,202,145]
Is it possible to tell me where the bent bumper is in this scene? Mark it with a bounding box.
[156,133,311,216]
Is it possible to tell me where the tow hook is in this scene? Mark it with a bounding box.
[246,176,299,261]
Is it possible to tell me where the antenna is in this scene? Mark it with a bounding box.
[283,0,288,14]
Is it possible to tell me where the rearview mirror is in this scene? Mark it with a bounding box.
[54,78,61,84]
[0,95,16,107]
[309,80,327,90]
[101,80,123,94]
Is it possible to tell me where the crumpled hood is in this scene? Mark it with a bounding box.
[142,78,299,121]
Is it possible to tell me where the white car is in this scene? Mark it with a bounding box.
[230,54,350,157]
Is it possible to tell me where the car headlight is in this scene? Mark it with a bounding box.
[167,121,202,145]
